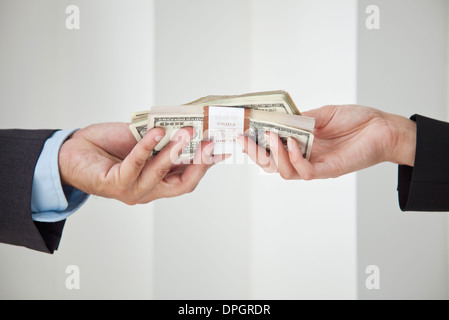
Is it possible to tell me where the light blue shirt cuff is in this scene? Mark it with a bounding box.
[31,129,90,223]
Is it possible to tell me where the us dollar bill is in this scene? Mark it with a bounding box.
[129,114,314,160]
[130,111,151,124]
[130,103,290,125]
[129,114,205,159]
[185,90,301,115]
[129,120,148,141]
[150,115,204,158]
[248,120,313,160]
[128,91,313,160]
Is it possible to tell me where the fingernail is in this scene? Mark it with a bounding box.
[269,132,277,145]
[199,143,215,165]
[237,136,244,147]
[155,135,163,142]
[287,137,293,151]
[205,143,215,157]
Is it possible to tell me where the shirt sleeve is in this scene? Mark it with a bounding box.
[31,129,90,222]
[397,114,449,212]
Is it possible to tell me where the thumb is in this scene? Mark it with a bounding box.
[119,127,166,184]
[302,105,338,129]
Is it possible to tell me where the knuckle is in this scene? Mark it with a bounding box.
[184,183,198,194]
[116,184,131,196]
[118,191,137,205]
[302,171,314,181]
[132,158,146,169]
[124,199,138,206]
[280,171,293,180]
[156,167,171,179]
[141,142,154,154]
[122,190,145,206]
[139,137,156,154]
[289,156,301,166]
[264,164,278,174]
[114,184,142,206]
[96,176,115,197]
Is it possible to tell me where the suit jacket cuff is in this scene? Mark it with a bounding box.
[0,130,62,253]
[398,114,449,211]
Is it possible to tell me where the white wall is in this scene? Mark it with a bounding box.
[152,0,253,300]
[247,0,358,299]
[357,0,448,299]
[447,2,449,294]
[152,0,449,300]
[0,0,448,300]
[152,0,358,300]
[0,0,156,299]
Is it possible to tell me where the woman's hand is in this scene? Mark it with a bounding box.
[238,105,416,180]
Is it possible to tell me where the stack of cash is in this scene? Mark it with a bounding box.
[129,90,315,160]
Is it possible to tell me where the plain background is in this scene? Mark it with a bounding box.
[0,0,447,299]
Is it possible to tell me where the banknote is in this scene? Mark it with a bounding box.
[129,120,148,141]
[130,90,301,124]
[185,90,301,115]
[147,114,204,158]
[248,120,313,160]
[131,103,292,125]
[128,91,314,160]
[129,111,314,160]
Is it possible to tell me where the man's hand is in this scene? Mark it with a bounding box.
[239,105,417,180]
[58,123,225,205]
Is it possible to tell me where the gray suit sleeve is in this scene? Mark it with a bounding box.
[0,129,66,253]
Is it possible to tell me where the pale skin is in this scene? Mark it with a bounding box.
[58,105,416,199]
[238,105,417,180]
[58,124,227,205]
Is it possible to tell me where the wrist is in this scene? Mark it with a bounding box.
[58,132,77,187]
[385,112,416,167]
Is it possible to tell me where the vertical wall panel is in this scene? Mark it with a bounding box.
[248,0,358,299]
[357,0,448,299]
[153,0,253,299]
[0,0,156,299]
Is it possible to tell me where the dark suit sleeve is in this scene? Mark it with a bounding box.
[0,129,66,253]
[398,115,449,212]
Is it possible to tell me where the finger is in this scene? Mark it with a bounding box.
[191,140,231,165]
[212,153,232,164]
[302,105,337,129]
[287,137,316,180]
[267,132,300,180]
[139,127,194,189]
[154,140,216,198]
[178,140,216,192]
[237,135,278,173]
[195,141,232,165]
[167,164,190,176]
[119,127,166,184]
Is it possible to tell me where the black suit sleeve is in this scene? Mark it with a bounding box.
[398,115,449,212]
[0,129,66,253]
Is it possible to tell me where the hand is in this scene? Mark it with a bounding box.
[58,123,226,205]
[238,105,417,180]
